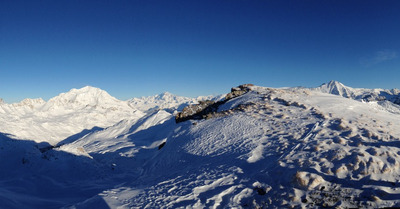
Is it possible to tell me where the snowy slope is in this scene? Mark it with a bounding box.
[0,86,144,144]
[0,87,213,145]
[2,83,400,208]
[65,86,400,208]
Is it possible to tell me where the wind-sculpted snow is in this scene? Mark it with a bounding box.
[2,83,400,208]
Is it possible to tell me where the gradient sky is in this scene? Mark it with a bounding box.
[1,0,400,102]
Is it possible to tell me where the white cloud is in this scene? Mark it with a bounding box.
[361,50,397,67]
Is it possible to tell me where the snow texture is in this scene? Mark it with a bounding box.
[1,82,400,208]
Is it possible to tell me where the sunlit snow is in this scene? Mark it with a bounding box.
[1,81,400,208]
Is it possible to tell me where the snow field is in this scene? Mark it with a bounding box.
[1,83,400,208]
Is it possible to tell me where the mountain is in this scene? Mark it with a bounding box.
[43,86,123,110]
[316,80,355,98]
[2,83,400,208]
[0,86,144,144]
[61,84,400,208]
[128,92,218,113]
[128,92,198,113]
[315,80,400,105]
[0,87,211,144]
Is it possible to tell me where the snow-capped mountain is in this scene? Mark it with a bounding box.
[0,86,145,144]
[316,80,355,98]
[315,80,400,104]
[128,92,218,113]
[2,82,400,208]
[43,86,125,110]
[128,92,198,113]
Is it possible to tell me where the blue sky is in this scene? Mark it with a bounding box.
[1,0,399,102]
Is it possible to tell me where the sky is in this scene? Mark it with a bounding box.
[1,0,400,103]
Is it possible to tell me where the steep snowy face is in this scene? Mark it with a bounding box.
[316,80,354,98]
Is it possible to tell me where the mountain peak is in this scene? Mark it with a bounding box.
[69,86,107,94]
[46,86,121,108]
[324,80,346,88]
[155,92,175,99]
[318,81,353,98]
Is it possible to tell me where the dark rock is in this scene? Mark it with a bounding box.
[175,84,254,123]
[175,100,219,123]
[226,84,254,100]
[158,142,166,150]
[254,187,266,195]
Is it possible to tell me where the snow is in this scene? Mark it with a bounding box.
[0,86,144,144]
[128,92,216,113]
[2,83,400,208]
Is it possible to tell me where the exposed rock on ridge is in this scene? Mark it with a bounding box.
[175,84,254,123]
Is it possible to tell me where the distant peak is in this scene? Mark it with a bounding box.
[69,86,106,93]
[20,98,46,104]
[324,80,345,87]
[153,92,180,101]
[158,92,174,97]
[46,85,120,107]
[318,80,353,98]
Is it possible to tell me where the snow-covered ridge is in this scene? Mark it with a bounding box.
[50,84,400,208]
[0,86,141,144]
[0,86,209,144]
[2,82,400,208]
[128,92,198,113]
[313,80,400,104]
[128,91,218,113]
[1,86,125,111]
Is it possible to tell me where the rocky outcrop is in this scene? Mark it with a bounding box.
[175,84,254,123]
[226,84,254,100]
[175,100,221,123]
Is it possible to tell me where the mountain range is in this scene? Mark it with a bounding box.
[1,81,400,208]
